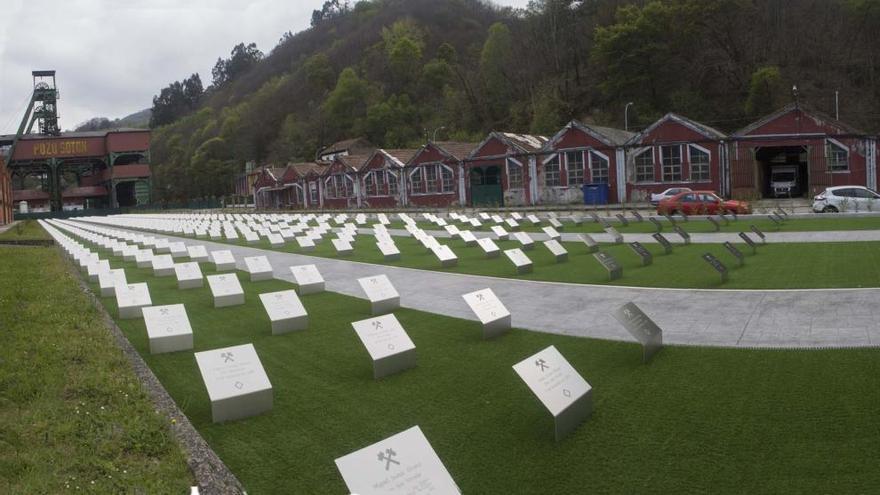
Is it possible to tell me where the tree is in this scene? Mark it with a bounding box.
[382,20,425,91]
[322,67,371,136]
[212,42,264,88]
[745,66,786,117]
[480,22,515,125]
[150,73,203,127]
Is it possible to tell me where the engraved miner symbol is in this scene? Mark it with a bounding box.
[476,293,485,301]
[536,358,548,372]
[221,352,234,363]
[563,389,571,397]
[377,448,400,470]
[623,308,633,319]
[234,381,243,389]
[159,308,170,315]
[372,320,383,329]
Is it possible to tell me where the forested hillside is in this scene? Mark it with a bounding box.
[148,0,880,202]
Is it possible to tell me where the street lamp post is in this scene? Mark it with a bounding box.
[624,102,634,131]
[432,126,446,142]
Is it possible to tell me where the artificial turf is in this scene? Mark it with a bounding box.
[150,226,880,290]
[64,230,880,494]
[0,245,192,493]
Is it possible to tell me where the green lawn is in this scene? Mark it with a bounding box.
[69,236,880,493]
[179,230,880,289]
[385,213,880,234]
[0,220,53,240]
[0,245,192,493]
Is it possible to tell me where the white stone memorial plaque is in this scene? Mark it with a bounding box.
[259,290,308,334]
[187,244,210,262]
[267,233,285,247]
[332,238,353,256]
[611,302,663,362]
[151,254,175,277]
[174,262,204,289]
[86,259,111,282]
[476,237,500,258]
[296,236,316,251]
[211,250,236,271]
[512,231,535,250]
[116,282,152,319]
[357,275,400,315]
[135,249,154,268]
[504,248,533,274]
[169,242,188,259]
[207,273,245,308]
[335,426,460,495]
[244,256,273,282]
[289,264,325,294]
[377,240,401,261]
[459,230,478,247]
[98,268,127,297]
[194,343,273,423]
[351,313,416,379]
[143,304,193,354]
[543,239,568,262]
[490,225,509,240]
[431,244,458,267]
[542,226,561,240]
[512,345,592,441]
[462,288,511,338]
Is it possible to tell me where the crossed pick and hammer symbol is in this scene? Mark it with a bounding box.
[377,448,399,470]
[536,358,548,372]
[221,352,234,363]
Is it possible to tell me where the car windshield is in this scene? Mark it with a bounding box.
[773,173,795,181]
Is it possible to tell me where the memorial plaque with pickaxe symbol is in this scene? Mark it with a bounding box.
[377,448,400,470]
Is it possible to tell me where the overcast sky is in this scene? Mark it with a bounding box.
[0,0,530,134]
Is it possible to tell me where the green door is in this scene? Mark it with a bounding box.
[470,166,503,206]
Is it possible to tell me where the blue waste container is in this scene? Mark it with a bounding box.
[582,183,609,205]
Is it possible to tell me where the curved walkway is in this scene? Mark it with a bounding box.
[75,222,880,349]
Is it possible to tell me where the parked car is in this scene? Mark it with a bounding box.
[812,186,880,213]
[657,190,751,215]
[650,187,692,206]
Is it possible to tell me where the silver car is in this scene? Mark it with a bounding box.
[812,186,880,213]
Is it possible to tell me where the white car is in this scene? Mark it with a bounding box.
[650,187,692,206]
[812,185,880,213]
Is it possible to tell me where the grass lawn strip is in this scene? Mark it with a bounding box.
[0,244,192,493]
[0,220,53,241]
[67,230,880,493]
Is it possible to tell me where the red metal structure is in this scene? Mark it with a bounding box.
[0,157,12,225]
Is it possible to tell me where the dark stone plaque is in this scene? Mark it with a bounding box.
[615,213,629,227]
[738,232,757,253]
[604,226,623,244]
[649,217,663,233]
[674,225,691,245]
[723,241,744,266]
[718,213,730,225]
[702,253,728,283]
[750,224,766,242]
[707,216,720,232]
[588,212,600,223]
[663,213,677,226]
[631,210,644,222]
[580,233,599,253]
[652,233,672,254]
[612,302,663,363]
[628,241,653,266]
[593,251,622,281]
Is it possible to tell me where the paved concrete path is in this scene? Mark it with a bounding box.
[378,228,880,244]
[78,221,880,350]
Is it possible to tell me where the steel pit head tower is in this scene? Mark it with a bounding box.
[1,70,151,213]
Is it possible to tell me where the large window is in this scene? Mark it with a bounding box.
[566,151,585,186]
[688,145,710,181]
[827,140,849,172]
[589,151,609,184]
[661,145,682,182]
[388,171,399,195]
[544,157,560,187]
[364,173,378,196]
[425,166,439,193]
[635,150,654,183]
[441,166,455,193]
[324,174,353,199]
[309,182,318,203]
[410,168,425,194]
[508,159,524,188]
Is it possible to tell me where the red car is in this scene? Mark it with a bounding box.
[657,190,751,215]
